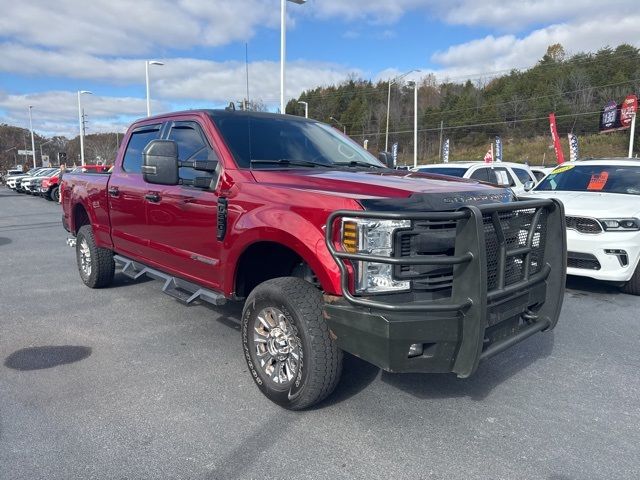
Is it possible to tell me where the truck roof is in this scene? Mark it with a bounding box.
[138,109,314,124]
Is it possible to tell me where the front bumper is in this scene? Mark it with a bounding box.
[566,229,640,282]
[324,199,566,377]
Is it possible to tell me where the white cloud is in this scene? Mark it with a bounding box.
[0,0,279,55]
[438,0,636,31]
[0,90,157,137]
[430,14,640,79]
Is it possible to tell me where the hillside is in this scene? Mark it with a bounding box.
[287,43,640,163]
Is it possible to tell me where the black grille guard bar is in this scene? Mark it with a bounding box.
[325,198,559,313]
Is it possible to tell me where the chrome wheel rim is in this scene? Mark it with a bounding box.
[253,307,301,385]
[79,239,92,277]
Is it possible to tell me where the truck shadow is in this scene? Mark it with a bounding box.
[565,275,622,296]
[379,332,555,402]
[109,272,154,289]
[315,353,381,408]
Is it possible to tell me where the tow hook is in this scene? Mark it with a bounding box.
[66,237,77,248]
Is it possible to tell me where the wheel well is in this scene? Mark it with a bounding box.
[235,242,319,298]
[73,204,90,234]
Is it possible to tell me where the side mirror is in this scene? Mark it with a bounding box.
[523,180,535,192]
[378,151,395,168]
[142,140,179,185]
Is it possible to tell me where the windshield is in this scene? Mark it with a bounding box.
[416,167,467,177]
[211,114,384,169]
[536,164,640,195]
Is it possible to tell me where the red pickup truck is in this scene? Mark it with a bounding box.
[62,110,566,409]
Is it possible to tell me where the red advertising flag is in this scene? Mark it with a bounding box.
[483,145,493,163]
[620,94,638,128]
[549,113,565,164]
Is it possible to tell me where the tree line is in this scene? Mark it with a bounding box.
[287,43,640,163]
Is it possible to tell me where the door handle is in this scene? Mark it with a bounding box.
[108,187,119,197]
[145,192,161,202]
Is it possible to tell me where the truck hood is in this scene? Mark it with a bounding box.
[251,168,514,211]
[524,190,640,217]
[251,168,506,198]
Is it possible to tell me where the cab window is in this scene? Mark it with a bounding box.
[122,125,162,173]
[167,122,218,181]
[512,167,534,184]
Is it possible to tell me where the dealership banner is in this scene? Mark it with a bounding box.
[600,100,621,132]
[495,136,502,162]
[391,142,398,167]
[620,94,638,128]
[442,138,450,163]
[568,133,580,162]
[549,113,565,164]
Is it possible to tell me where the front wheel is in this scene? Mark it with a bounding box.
[242,277,342,410]
[622,263,640,295]
[76,225,115,288]
[50,186,59,202]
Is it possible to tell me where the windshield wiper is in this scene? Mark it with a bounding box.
[250,159,332,169]
[333,160,384,169]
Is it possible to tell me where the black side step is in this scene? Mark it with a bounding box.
[114,255,226,306]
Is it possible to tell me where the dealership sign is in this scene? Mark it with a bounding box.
[620,94,638,128]
[600,94,638,133]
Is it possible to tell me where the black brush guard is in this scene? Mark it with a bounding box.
[324,199,566,377]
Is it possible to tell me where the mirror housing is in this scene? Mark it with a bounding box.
[378,151,395,168]
[142,140,179,185]
[523,180,535,192]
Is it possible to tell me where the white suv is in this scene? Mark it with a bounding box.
[411,162,537,195]
[524,159,640,294]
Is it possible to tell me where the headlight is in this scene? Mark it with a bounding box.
[341,218,410,293]
[599,218,640,231]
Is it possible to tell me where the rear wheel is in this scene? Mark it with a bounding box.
[76,225,115,288]
[622,263,640,295]
[242,277,342,410]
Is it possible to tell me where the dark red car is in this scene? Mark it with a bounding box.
[62,110,566,409]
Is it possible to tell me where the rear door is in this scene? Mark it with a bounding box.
[108,123,162,260]
[143,119,223,290]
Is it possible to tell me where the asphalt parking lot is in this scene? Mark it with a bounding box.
[1,187,639,480]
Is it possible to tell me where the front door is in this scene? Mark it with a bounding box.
[109,123,162,261]
[143,119,223,290]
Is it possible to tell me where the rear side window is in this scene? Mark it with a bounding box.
[512,167,533,184]
[122,125,161,173]
[167,122,217,181]
[469,168,490,182]
[471,167,511,186]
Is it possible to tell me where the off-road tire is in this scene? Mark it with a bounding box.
[242,277,342,410]
[622,263,640,295]
[50,186,59,202]
[76,225,115,288]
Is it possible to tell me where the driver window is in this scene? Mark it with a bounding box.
[167,122,218,182]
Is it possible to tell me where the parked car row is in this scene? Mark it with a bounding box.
[3,165,110,202]
[412,158,640,295]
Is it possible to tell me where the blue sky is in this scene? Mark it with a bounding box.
[0,0,637,136]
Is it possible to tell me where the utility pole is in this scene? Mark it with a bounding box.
[28,106,36,168]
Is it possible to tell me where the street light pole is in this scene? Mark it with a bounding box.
[410,82,418,168]
[629,113,637,158]
[280,0,306,115]
[330,116,346,134]
[146,60,164,117]
[298,101,308,118]
[77,90,93,166]
[28,106,36,168]
[385,69,419,153]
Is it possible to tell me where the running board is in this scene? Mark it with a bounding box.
[113,255,226,306]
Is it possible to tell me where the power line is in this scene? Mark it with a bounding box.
[348,109,605,138]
